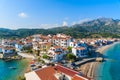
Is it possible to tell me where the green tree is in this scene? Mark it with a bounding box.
[67,46,72,53]
[66,53,76,61]
[42,54,49,59]
[36,50,40,56]
[27,49,33,53]
[17,76,25,80]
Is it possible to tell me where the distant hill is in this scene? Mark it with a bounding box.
[1,17,120,39]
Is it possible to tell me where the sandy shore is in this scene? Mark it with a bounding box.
[96,44,114,54]
[24,58,32,73]
[79,43,116,80]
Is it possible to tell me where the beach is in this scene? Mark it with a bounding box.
[79,43,116,80]
[96,44,114,54]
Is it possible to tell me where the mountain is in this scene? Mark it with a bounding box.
[0,17,120,39]
[73,17,120,33]
[0,28,11,31]
[85,17,120,27]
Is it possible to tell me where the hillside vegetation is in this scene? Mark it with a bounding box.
[1,18,120,39]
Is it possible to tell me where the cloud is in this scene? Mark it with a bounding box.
[62,21,68,26]
[18,12,28,18]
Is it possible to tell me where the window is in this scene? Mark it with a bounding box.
[77,53,79,56]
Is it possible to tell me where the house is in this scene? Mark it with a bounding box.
[24,39,33,47]
[32,34,52,42]
[2,46,16,58]
[69,42,77,47]
[39,42,51,53]
[32,34,42,42]
[48,46,67,62]
[15,41,24,52]
[76,41,88,48]
[52,34,72,48]
[72,47,88,57]
[25,64,89,80]
[32,41,51,53]
[2,46,15,54]
[1,39,15,47]
[32,41,40,51]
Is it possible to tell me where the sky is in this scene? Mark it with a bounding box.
[0,0,120,29]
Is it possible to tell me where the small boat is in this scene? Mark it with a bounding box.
[8,67,17,69]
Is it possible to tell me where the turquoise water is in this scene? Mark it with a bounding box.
[96,42,120,80]
[0,59,29,80]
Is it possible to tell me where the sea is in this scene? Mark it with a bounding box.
[0,59,29,80]
[96,42,120,80]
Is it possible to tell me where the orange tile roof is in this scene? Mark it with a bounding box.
[35,66,57,80]
[54,46,62,49]
[35,65,89,80]
[63,48,67,50]
[55,65,79,77]
[26,40,32,43]
[72,75,88,80]
[0,45,3,48]
[75,47,85,50]
[16,41,24,45]
[55,51,62,54]
[4,46,15,50]
[52,35,71,40]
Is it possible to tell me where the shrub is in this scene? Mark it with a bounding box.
[42,54,49,59]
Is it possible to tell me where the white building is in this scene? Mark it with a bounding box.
[15,42,24,52]
[52,34,72,48]
[48,46,67,62]
[72,47,88,57]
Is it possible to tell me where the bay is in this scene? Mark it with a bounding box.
[0,59,29,80]
[96,42,120,80]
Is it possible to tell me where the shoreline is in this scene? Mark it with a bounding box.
[24,58,32,73]
[96,43,116,54]
[0,58,31,80]
[79,42,118,80]
[22,42,119,79]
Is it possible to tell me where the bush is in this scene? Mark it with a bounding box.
[66,53,76,61]
[42,54,49,59]
[17,76,25,80]
[67,46,72,53]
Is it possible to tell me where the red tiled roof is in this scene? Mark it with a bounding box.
[55,65,79,77]
[72,75,87,80]
[16,41,24,45]
[35,66,57,80]
[0,45,3,48]
[35,65,89,80]
[26,40,32,43]
[55,51,62,54]
[52,35,71,40]
[54,46,62,49]
[75,47,85,50]
[63,48,67,50]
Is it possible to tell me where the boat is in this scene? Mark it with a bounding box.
[8,66,17,69]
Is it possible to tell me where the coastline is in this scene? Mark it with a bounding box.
[96,43,115,54]
[24,58,32,73]
[79,42,117,80]
[22,42,119,80]
[0,59,30,80]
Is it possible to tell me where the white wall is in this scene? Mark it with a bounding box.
[25,71,41,80]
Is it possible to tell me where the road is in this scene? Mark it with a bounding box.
[75,58,96,65]
[17,52,35,59]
